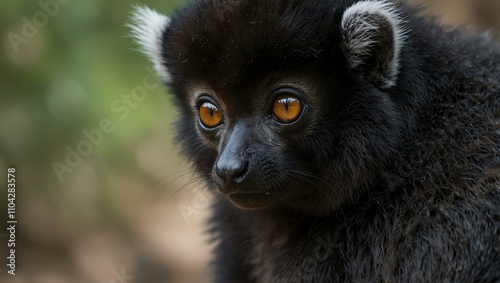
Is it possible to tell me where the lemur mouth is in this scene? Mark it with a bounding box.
[227,191,274,209]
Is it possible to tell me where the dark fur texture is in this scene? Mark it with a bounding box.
[133,0,500,281]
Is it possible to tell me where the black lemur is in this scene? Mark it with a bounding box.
[131,0,500,281]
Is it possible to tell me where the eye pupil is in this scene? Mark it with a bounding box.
[272,95,302,124]
[199,101,223,128]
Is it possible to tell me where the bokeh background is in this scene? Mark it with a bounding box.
[0,0,499,282]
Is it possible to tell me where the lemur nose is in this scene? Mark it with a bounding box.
[214,159,249,189]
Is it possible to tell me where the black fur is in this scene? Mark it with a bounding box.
[134,0,500,281]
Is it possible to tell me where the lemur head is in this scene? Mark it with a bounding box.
[131,0,406,214]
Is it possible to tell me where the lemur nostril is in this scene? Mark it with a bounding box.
[215,160,250,187]
[233,161,249,183]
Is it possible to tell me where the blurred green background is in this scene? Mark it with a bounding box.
[0,0,499,282]
[0,1,213,283]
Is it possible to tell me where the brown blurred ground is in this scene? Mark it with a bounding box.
[0,1,499,283]
[411,0,500,38]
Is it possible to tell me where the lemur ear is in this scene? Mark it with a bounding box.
[129,6,171,82]
[341,1,405,88]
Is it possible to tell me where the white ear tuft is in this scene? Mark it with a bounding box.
[341,1,406,88]
[129,5,171,82]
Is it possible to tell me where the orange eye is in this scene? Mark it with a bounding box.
[199,101,223,128]
[272,95,303,123]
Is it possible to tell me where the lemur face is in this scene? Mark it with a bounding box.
[131,0,406,213]
[183,72,337,210]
